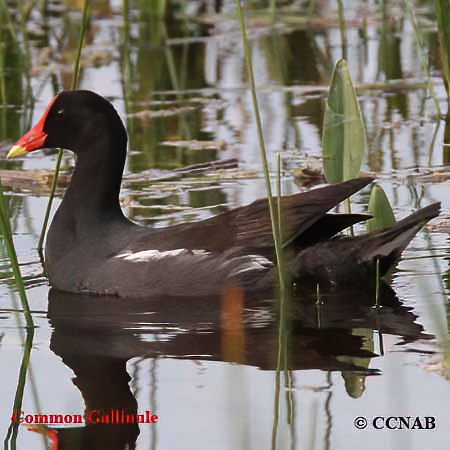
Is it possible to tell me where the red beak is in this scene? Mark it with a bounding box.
[7,97,56,158]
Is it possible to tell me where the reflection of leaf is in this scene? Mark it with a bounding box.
[323,59,366,183]
[367,185,396,233]
[340,328,374,398]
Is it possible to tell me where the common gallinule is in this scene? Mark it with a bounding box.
[7,90,440,297]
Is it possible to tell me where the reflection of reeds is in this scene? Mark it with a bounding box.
[4,328,35,449]
[0,36,6,138]
[235,2,290,448]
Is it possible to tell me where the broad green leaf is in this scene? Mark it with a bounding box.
[323,59,366,183]
[366,185,396,233]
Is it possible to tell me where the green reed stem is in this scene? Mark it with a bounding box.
[235,8,288,442]
[0,189,33,328]
[374,257,380,308]
[71,1,90,90]
[404,0,441,116]
[0,42,6,138]
[37,153,63,258]
[275,152,287,369]
[235,0,286,293]
[120,0,135,140]
[276,153,282,243]
[427,114,440,167]
[23,0,38,22]
[38,0,90,256]
[0,0,18,44]
[337,0,347,60]
[0,0,34,124]
[272,153,290,449]
[269,0,277,23]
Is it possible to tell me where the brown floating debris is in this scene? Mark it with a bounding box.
[124,158,239,183]
[293,166,326,187]
[0,169,71,192]
[0,159,239,194]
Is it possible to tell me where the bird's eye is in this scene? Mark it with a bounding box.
[56,109,65,118]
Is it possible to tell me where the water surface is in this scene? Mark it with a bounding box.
[0,1,449,449]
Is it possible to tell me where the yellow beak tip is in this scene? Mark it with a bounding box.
[6,145,27,159]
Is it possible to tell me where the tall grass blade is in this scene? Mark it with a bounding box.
[71,1,90,91]
[38,0,90,256]
[235,0,285,290]
[37,154,63,259]
[275,152,288,372]
[322,59,366,183]
[0,188,33,328]
[235,4,288,446]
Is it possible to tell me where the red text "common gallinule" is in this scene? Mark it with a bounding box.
[7,90,440,297]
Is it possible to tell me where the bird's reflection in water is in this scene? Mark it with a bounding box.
[43,281,431,449]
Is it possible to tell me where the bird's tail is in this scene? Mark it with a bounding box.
[358,202,440,274]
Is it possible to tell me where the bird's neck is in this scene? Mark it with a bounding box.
[59,133,127,226]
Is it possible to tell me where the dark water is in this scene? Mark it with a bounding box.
[0,1,449,449]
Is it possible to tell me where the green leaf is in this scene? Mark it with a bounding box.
[322,58,366,183]
[366,185,396,233]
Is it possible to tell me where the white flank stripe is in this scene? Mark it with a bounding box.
[115,249,210,262]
